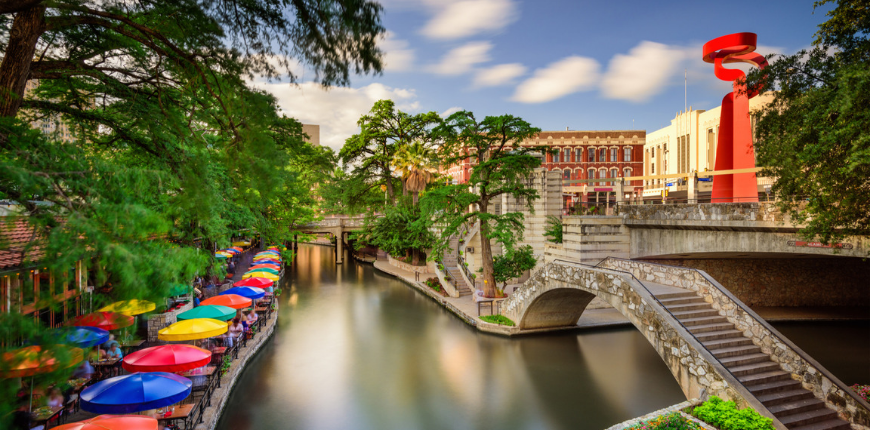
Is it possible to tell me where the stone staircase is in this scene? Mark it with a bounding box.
[658,292,851,430]
[442,235,472,297]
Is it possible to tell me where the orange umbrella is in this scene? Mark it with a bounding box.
[200,294,250,310]
[0,345,83,378]
[53,414,158,430]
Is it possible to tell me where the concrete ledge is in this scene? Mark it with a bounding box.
[196,302,279,430]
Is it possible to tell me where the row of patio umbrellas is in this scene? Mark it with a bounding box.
[214,246,243,260]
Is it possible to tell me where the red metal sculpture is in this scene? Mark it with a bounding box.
[703,33,767,203]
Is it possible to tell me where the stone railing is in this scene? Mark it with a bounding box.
[386,254,433,274]
[500,259,782,427]
[598,257,870,428]
[618,202,794,226]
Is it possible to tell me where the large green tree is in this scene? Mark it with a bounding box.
[338,99,440,207]
[747,0,869,244]
[421,111,541,298]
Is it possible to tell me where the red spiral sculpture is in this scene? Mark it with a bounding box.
[703,33,767,203]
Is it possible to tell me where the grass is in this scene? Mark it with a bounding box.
[479,315,515,326]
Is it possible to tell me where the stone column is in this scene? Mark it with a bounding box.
[336,231,344,264]
[688,172,697,204]
[615,179,624,203]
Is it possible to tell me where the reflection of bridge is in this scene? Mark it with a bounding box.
[296,217,367,264]
[502,257,867,430]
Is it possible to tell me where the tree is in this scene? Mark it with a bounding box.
[421,111,541,298]
[492,245,537,295]
[543,215,563,244]
[746,0,869,244]
[393,141,439,204]
[352,202,435,266]
[338,100,440,207]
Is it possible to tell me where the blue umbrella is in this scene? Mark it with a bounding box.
[55,326,110,348]
[220,286,265,300]
[80,372,192,414]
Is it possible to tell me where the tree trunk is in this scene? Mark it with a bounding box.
[412,191,419,205]
[411,248,419,266]
[384,174,396,205]
[402,178,408,197]
[0,5,46,118]
[478,203,498,298]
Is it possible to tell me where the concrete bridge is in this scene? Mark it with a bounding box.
[296,216,366,263]
[501,257,869,430]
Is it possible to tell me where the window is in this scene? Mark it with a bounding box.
[576,148,582,162]
[624,147,632,162]
[588,148,595,162]
[563,169,570,180]
[599,148,606,162]
[587,169,595,180]
[610,168,618,179]
[564,148,571,163]
[598,168,607,185]
[610,148,617,162]
[553,149,560,163]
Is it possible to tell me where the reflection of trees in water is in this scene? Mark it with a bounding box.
[516,328,685,430]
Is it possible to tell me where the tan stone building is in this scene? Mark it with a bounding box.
[301,124,320,146]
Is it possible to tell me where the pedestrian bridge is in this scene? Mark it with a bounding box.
[501,257,869,430]
[294,217,367,264]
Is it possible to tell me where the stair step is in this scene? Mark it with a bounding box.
[672,309,721,319]
[667,303,716,312]
[702,337,754,349]
[788,418,851,430]
[768,398,826,417]
[659,296,708,306]
[778,407,838,427]
[738,370,792,385]
[695,329,745,342]
[656,292,697,300]
[710,344,762,358]
[758,389,816,406]
[687,322,735,334]
[681,316,729,327]
[727,361,782,377]
[748,379,803,395]
[719,353,772,367]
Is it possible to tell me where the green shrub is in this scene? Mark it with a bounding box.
[479,315,515,326]
[424,277,442,292]
[626,412,701,430]
[692,397,774,430]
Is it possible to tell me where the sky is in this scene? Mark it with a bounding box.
[251,0,834,152]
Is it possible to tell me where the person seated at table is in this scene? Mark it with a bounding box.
[88,346,106,363]
[106,343,123,360]
[228,317,244,343]
[46,388,64,408]
[245,309,258,326]
[71,360,95,380]
[104,334,119,350]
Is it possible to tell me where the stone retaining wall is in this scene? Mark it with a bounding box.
[605,400,715,430]
[621,202,790,224]
[599,258,870,429]
[387,254,433,274]
[146,301,193,342]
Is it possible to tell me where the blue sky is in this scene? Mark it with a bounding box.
[253,0,834,151]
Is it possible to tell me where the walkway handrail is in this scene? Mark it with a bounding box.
[597,256,870,420]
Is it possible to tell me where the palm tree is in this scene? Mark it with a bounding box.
[393,142,438,204]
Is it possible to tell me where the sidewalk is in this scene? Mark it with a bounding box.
[372,260,632,335]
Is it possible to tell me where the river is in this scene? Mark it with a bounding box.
[216,244,869,430]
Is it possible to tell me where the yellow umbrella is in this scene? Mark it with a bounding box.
[99,300,156,316]
[158,318,228,341]
[233,241,251,247]
[242,271,279,281]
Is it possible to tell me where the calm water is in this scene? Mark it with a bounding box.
[216,245,868,430]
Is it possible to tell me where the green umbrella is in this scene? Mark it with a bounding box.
[177,305,236,322]
[245,267,279,275]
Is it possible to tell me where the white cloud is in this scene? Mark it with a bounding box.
[440,106,463,117]
[421,0,518,40]
[511,56,601,103]
[473,63,526,87]
[380,31,415,72]
[250,82,420,151]
[430,41,492,75]
[601,41,686,103]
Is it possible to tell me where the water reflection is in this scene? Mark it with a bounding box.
[217,245,688,430]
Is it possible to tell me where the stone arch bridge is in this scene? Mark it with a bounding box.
[501,257,869,430]
[295,217,366,264]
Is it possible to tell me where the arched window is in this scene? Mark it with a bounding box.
[624,168,632,183]
[610,147,618,162]
[610,168,618,179]
[576,148,582,162]
[598,168,607,185]
[599,148,606,162]
[564,148,571,162]
[553,148,561,163]
[563,169,571,180]
[587,168,595,181]
[623,147,632,162]
[588,147,595,162]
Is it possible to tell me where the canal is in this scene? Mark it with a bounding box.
[217,244,869,430]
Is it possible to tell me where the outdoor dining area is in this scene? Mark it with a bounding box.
[3,245,284,430]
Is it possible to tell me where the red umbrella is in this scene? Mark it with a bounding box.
[200,294,250,310]
[233,277,273,288]
[66,312,134,331]
[53,415,158,430]
[122,344,211,373]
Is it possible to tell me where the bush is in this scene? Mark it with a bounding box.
[479,315,515,326]
[424,277,442,292]
[626,412,702,430]
[853,384,869,402]
[692,397,774,430]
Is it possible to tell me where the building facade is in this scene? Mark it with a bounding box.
[643,93,775,201]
